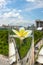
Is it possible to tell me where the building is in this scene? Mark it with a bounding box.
[36,20,43,30]
[36,20,43,28]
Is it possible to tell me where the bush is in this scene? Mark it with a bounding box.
[0,29,9,56]
[34,30,43,46]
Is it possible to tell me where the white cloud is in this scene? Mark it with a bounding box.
[0,0,6,8]
[18,10,22,12]
[25,0,43,11]
[26,0,35,2]
[0,0,12,9]
[3,12,20,18]
[1,9,22,19]
[0,9,23,25]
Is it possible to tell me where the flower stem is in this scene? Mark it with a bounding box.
[20,39,23,46]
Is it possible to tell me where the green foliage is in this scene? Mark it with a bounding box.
[0,29,43,59]
[9,29,15,35]
[15,37,32,59]
[0,30,9,56]
[34,30,43,46]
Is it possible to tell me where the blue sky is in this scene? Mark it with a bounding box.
[0,0,43,25]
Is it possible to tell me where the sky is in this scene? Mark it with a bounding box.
[0,0,43,26]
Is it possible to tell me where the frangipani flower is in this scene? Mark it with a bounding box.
[12,27,32,40]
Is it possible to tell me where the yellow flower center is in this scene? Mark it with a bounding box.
[19,28,25,37]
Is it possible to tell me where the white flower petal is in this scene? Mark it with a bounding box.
[24,30,32,38]
[19,27,25,32]
[12,29,20,37]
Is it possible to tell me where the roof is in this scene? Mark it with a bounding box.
[36,20,43,23]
